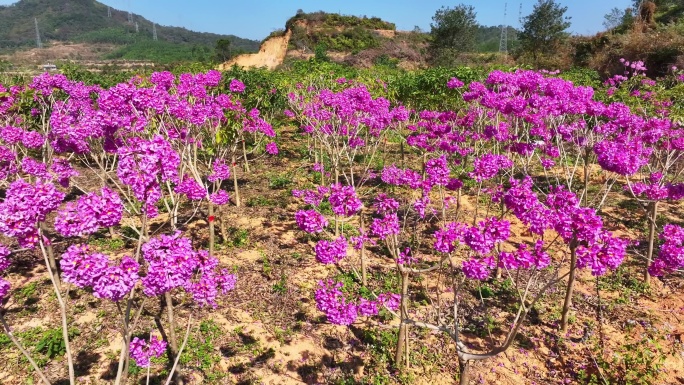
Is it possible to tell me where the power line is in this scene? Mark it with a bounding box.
[152,23,158,41]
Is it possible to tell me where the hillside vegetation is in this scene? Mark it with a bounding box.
[0,0,259,63]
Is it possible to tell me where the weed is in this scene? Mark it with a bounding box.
[32,327,80,359]
[335,270,371,299]
[359,328,398,365]
[225,227,249,248]
[89,237,126,252]
[579,329,671,385]
[180,320,224,382]
[617,198,642,211]
[598,266,648,296]
[477,283,495,299]
[258,253,271,277]
[318,200,334,216]
[339,222,360,237]
[269,174,293,189]
[272,274,288,294]
[15,281,39,304]
[120,225,139,239]
[273,327,293,345]
[0,333,10,349]
[247,196,277,207]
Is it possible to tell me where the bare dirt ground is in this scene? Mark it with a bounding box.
[0,43,118,67]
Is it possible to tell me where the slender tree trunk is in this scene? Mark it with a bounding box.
[457,188,462,215]
[41,224,61,291]
[360,216,367,286]
[314,138,319,165]
[335,215,340,237]
[208,202,215,257]
[164,292,183,385]
[242,139,250,173]
[561,241,578,333]
[458,359,470,385]
[395,270,410,369]
[495,242,502,280]
[231,155,241,207]
[495,200,504,279]
[38,230,74,385]
[400,141,405,168]
[645,201,658,285]
[583,150,590,206]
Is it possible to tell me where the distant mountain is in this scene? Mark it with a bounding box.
[0,0,259,62]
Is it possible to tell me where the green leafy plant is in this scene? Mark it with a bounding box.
[269,174,293,189]
[36,328,80,359]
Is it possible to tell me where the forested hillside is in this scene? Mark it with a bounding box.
[0,0,259,62]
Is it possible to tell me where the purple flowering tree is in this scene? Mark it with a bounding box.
[287,82,409,187]
[0,71,250,385]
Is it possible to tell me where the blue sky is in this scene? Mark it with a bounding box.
[0,0,633,40]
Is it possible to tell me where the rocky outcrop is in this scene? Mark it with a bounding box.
[216,30,292,70]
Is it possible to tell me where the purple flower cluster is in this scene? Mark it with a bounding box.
[51,158,79,187]
[328,184,362,217]
[292,186,329,207]
[501,177,552,235]
[434,218,510,256]
[470,154,513,182]
[373,193,399,214]
[265,142,279,155]
[93,257,140,301]
[447,77,465,89]
[207,159,231,182]
[209,190,231,205]
[60,245,139,301]
[462,257,495,280]
[500,241,550,270]
[425,155,450,186]
[0,179,65,248]
[381,165,423,189]
[314,279,399,325]
[463,217,511,254]
[174,175,206,201]
[141,232,236,306]
[141,232,199,296]
[370,212,400,240]
[576,233,629,276]
[0,278,10,303]
[21,158,50,179]
[434,222,467,253]
[315,236,347,264]
[117,136,180,217]
[594,140,652,176]
[649,224,684,276]
[0,245,11,271]
[55,187,124,237]
[295,209,329,233]
[229,79,246,93]
[129,335,167,368]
